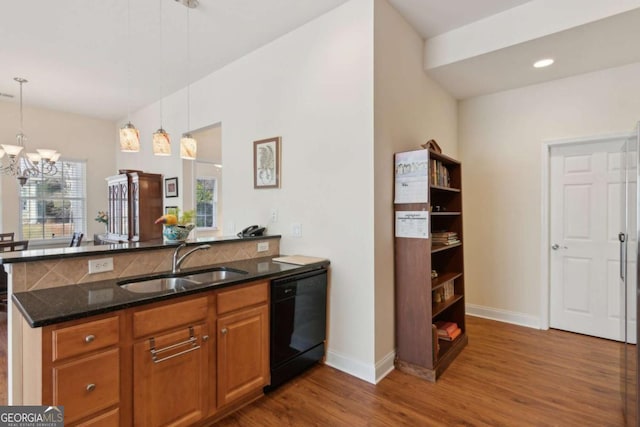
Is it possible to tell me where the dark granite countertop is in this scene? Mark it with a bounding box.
[12,255,329,328]
[0,234,281,264]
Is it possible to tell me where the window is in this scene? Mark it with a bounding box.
[20,159,86,241]
[196,177,217,229]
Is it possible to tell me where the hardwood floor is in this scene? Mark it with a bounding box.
[217,316,627,426]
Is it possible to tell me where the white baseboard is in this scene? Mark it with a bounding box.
[325,349,395,384]
[374,350,395,384]
[466,304,541,329]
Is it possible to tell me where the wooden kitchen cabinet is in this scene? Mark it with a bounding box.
[132,296,209,427]
[41,313,122,426]
[133,324,209,427]
[27,280,271,426]
[216,282,270,408]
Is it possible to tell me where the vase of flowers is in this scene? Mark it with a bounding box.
[154,209,196,242]
[95,211,108,234]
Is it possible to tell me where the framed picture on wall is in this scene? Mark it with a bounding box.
[165,206,178,215]
[253,136,281,189]
[165,177,179,198]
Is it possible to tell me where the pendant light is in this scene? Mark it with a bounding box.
[153,0,171,156]
[119,0,140,152]
[180,0,197,160]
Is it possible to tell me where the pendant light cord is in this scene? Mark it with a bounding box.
[19,80,23,133]
[126,0,131,123]
[186,6,191,133]
[159,0,164,128]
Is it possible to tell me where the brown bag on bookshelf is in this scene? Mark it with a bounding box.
[421,139,442,153]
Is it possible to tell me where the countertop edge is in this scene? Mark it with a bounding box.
[0,234,281,264]
[13,256,330,328]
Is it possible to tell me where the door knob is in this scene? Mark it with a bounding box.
[551,244,567,250]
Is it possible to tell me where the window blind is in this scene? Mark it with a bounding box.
[19,159,87,240]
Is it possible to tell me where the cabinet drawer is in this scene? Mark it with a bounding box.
[133,296,208,339]
[76,408,119,427]
[52,349,119,424]
[51,316,119,362]
[217,281,268,315]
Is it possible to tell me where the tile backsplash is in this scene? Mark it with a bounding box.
[10,239,280,292]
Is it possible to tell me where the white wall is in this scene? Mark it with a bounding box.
[459,61,640,326]
[373,0,458,375]
[0,101,116,241]
[119,0,379,381]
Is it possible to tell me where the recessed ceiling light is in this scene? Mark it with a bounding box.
[533,58,554,68]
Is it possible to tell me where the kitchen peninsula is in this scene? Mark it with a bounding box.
[2,235,329,426]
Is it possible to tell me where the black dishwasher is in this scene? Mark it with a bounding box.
[266,268,327,391]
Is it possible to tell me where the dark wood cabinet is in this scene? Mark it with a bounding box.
[106,171,163,242]
[394,149,467,381]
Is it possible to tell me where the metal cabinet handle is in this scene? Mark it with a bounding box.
[202,335,209,342]
[620,232,627,280]
[221,328,228,335]
[86,383,96,392]
[84,335,95,343]
[149,326,201,364]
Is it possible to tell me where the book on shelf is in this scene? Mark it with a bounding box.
[430,159,451,187]
[435,321,462,341]
[435,321,457,335]
[431,231,457,237]
[439,328,462,341]
[432,239,461,246]
[432,231,459,245]
[443,280,454,300]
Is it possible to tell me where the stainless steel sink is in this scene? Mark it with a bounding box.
[118,267,248,293]
[183,268,248,284]
[119,277,200,293]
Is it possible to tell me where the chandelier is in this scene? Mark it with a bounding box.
[0,78,61,186]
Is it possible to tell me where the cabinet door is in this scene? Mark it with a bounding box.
[51,349,119,424]
[133,324,209,427]
[217,304,269,407]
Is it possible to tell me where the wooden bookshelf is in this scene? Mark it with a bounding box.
[394,149,467,382]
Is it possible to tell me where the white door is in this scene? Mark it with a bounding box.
[550,137,637,342]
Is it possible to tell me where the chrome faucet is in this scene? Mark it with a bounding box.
[172,243,211,274]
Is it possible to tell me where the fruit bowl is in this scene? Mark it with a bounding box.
[163,224,195,242]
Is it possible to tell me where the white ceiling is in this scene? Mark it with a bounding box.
[2,0,638,121]
[387,0,531,38]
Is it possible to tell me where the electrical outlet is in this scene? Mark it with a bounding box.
[270,208,278,223]
[88,257,114,274]
[257,242,269,252]
[292,223,302,238]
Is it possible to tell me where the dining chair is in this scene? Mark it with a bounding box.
[69,232,83,247]
[0,240,29,252]
[0,232,14,242]
[0,238,28,309]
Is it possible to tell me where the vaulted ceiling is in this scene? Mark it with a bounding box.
[1,0,639,120]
